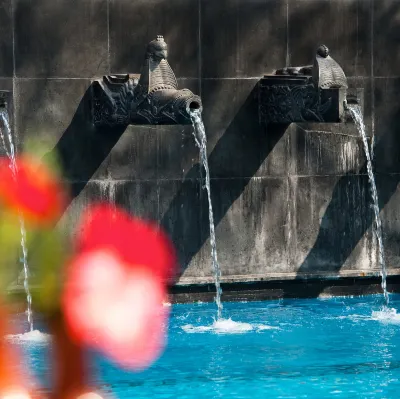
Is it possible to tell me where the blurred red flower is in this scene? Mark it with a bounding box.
[63,203,177,370]
[63,249,169,370]
[0,156,66,226]
[76,203,177,282]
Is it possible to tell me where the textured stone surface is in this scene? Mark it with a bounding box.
[381,175,400,269]
[109,0,199,78]
[289,127,366,177]
[14,79,92,151]
[201,0,287,78]
[0,0,13,77]
[201,79,283,178]
[197,177,290,278]
[291,175,375,274]
[288,0,372,78]
[374,78,400,174]
[159,179,203,273]
[14,0,109,78]
[373,0,400,77]
[0,0,399,294]
[57,181,104,237]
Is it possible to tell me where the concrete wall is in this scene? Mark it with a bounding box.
[1,0,400,288]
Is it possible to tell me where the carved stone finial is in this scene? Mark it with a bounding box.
[316,44,329,58]
[145,36,168,61]
[138,36,177,96]
[312,44,347,89]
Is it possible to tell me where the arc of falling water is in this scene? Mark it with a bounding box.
[190,109,223,319]
[348,104,389,307]
[0,109,33,331]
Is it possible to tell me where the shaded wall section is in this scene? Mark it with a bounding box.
[2,0,400,286]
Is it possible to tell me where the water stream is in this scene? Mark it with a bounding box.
[0,108,33,331]
[348,104,389,307]
[190,109,223,319]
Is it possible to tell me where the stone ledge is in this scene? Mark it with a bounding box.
[170,273,400,304]
[9,271,400,305]
[175,269,400,285]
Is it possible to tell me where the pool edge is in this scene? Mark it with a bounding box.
[169,274,400,303]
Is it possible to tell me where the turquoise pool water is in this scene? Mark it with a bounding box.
[11,295,400,398]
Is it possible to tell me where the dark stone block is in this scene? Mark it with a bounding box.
[0,0,13,77]
[15,78,85,146]
[374,78,400,173]
[201,79,288,178]
[290,126,366,177]
[108,126,158,181]
[380,174,400,268]
[15,79,91,146]
[14,0,109,78]
[109,0,199,78]
[58,181,103,236]
[292,175,375,274]
[159,179,203,274]
[15,78,117,183]
[0,77,12,92]
[114,181,159,223]
[157,125,197,180]
[196,177,290,277]
[201,0,287,78]
[255,126,291,178]
[288,0,372,78]
[373,0,400,77]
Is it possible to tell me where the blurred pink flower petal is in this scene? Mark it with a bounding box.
[63,249,169,370]
[75,203,177,282]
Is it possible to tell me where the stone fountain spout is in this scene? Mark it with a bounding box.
[259,45,363,124]
[92,36,202,126]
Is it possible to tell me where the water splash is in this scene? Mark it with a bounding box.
[0,109,33,332]
[5,330,51,344]
[371,307,400,324]
[182,318,279,334]
[348,105,389,307]
[190,109,223,319]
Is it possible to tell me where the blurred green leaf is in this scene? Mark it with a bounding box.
[28,227,70,313]
[0,210,26,292]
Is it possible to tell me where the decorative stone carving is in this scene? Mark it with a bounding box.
[259,83,335,124]
[92,36,202,127]
[259,45,358,124]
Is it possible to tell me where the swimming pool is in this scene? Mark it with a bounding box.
[10,295,400,398]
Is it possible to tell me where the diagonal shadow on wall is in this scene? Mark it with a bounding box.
[160,86,288,274]
[42,84,288,279]
[296,105,400,291]
[42,87,126,199]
